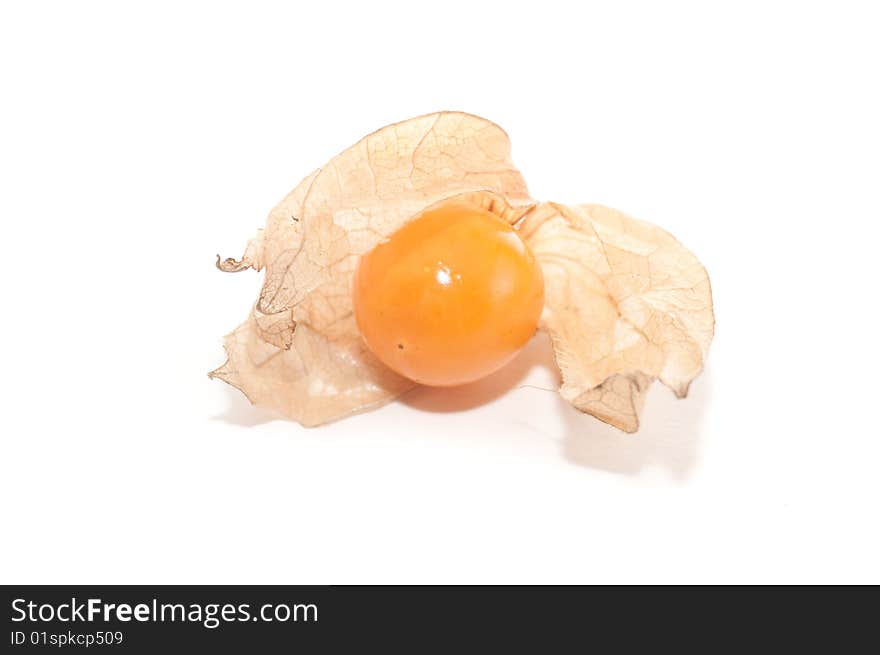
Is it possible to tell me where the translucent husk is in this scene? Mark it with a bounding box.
[211,112,714,431]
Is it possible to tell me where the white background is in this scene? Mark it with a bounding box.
[1,1,878,584]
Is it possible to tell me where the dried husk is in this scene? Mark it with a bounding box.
[212,112,714,431]
[517,203,714,432]
[211,112,533,425]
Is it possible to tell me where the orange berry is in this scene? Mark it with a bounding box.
[354,201,545,386]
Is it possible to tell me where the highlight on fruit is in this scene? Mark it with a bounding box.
[210,112,714,433]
